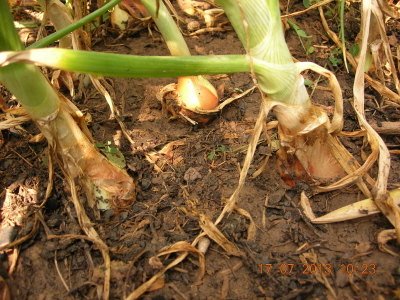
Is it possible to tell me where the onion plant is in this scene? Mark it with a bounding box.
[209,0,392,231]
[0,0,136,212]
[215,0,347,188]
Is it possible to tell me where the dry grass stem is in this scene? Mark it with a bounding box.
[125,241,205,300]
[234,205,256,242]
[63,176,111,300]
[0,214,39,252]
[353,0,396,240]
[199,213,244,256]
[281,0,335,19]
[55,250,70,292]
[262,196,269,229]
[378,229,400,256]
[0,115,31,130]
[319,4,400,104]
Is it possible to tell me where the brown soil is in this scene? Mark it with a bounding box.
[1,1,400,300]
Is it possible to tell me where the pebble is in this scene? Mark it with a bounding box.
[0,226,18,248]
[184,167,202,182]
[140,178,152,190]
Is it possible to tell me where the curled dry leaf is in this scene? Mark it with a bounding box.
[378,229,399,256]
[199,214,244,257]
[310,198,380,224]
[234,206,256,242]
[184,167,202,182]
[144,257,165,291]
[147,256,164,274]
[125,241,205,300]
[29,133,45,143]
[51,69,78,97]
[351,0,399,241]
[319,4,400,104]
[302,189,400,224]
[157,240,205,278]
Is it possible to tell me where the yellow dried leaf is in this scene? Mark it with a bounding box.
[199,214,244,257]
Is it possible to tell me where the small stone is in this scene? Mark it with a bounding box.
[140,178,152,190]
[102,209,115,220]
[0,227,18,247]
[187,20,201,32]
[184,167,202,182]
[118,211,129,222]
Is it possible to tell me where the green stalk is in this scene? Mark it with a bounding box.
[0,0,135,214]
[216,0,308,105]
[0,0,60,119]
[140,0,190,56]
[0,64,61,119]
[1,48,250,77]
[339,0,349,72]
[0,2,24,52]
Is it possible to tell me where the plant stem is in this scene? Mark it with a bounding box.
[27,0,123,50]
[340,0,349,72]
[0,63,61,118]
[216,0,308,105]
[0,0,136,211]
[140,0,219,119]
[141,0,190,56]
[0,0,60,119]
[1,48,250,77]
[0,0,24,52]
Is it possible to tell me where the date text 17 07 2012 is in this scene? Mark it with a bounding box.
[259,263,377,275]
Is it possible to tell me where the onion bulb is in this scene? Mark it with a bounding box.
[166,75,219,126]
